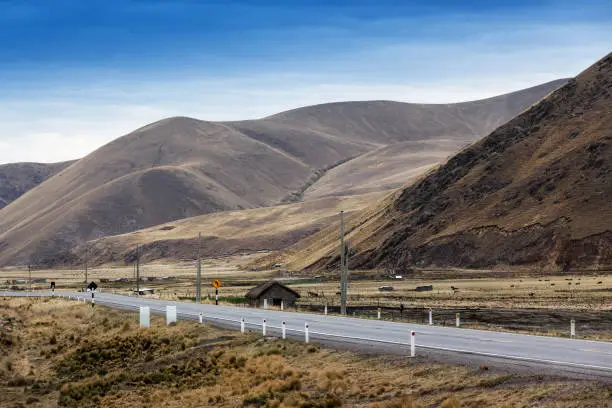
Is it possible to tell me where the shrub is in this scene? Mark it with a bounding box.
[441,397,460,408]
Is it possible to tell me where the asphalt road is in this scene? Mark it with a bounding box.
[5,291,612,378]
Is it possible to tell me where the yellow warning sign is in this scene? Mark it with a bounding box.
[212,280,222,289]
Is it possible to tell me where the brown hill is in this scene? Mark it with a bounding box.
[302,139,468,199]
[276,53,611,272]
[69,192,384,266]
[0,80,566,266]
[0,161,75,209]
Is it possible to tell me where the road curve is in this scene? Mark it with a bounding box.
[4,291,612,378]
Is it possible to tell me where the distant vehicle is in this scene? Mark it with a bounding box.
[313,275,322,280]
[133,288,155,295]
[395,276,403,279]
[378,286,394,292]
[274,263,283,268]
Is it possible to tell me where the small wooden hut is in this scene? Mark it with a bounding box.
[245,280,300,308]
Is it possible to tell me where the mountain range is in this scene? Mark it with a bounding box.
[0,79,567,266]
[271,53,611,273]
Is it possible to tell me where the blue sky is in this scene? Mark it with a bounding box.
[0,0,611,164]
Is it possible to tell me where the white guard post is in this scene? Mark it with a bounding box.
[282,321,286,339]
[571,319,576,337]
[262,319,267,336]
[377,308,381,320]
[305,322,309,343]
[140,306,150,328]
[324,304,328,315]
[199,312,203,324]
[456,313,460,327]
[166,305,177,326]
[410,331,416,357]
[429,309,433,325]
[241,317,245,333]
[281,300,284,311]
[263,298,268,309]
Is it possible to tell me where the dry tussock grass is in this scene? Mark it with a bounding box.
[1,297,611,408]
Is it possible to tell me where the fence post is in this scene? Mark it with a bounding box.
[410,331,416,357]
[199,312,203,324]
[166,306,177,326]
[456,313,460,327]
[262,319,267,336]
[429,309,433,325]
[305,322,309,343]
[282,321,286,339]
[378,308,381,320]
[571,319,576,337]
[241,317,245,333]
[140,306,150,328]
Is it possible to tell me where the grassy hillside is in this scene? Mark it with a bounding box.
[1,298,610,407]
[275,54,610,273]
[303,140,467,199]
[0,80,566,267]
[0,161,75,209]
[70,192,384,266]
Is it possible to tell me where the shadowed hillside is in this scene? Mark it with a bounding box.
[69,192,384,266]
[0,80,566,266]
[0,161,75,209]
[275,54,611,272]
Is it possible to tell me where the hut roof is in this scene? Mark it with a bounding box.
[245,280,300,299]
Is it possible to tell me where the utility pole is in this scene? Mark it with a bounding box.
[345,239,350,294]
[28,264,32,292]
[340,211,347,315]
[136,244,140,295]
[84,245,88,285]
[196,233,202,303]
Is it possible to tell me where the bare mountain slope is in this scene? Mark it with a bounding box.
[267,79,568,144]
[303,139,468,199]
[276,54,611,272]
[68,192,384,266]
[0,79,566,266]
[297,79,568,199]
[0,161,75,209]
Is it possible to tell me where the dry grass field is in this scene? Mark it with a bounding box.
[2,260,611,340]
[1,297,610,407]
[3,259,610,310]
